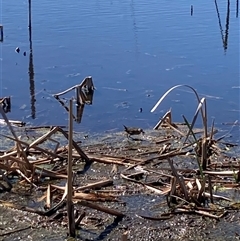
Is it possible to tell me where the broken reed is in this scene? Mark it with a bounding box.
[151,84,240,209]
[151,85,210,174]
[53,76,94,124]
[67,99,75,237]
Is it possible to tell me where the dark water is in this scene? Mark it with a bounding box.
[0,1,239,135]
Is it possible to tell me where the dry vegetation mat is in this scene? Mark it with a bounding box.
[0,84,239,240]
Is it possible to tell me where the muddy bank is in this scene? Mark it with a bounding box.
[0,192,240,240]
[0,126,240,240]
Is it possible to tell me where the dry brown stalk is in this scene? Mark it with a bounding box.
[49,184,65,191]
[121,231,129,241]
[16,169,37,188]
[0,106,32,172]
[28,157,54,165]
[48,137,60,155]
[155,137,175,144]
[197,176,206,202]
[0,225,32,237]
[0,153,27,166]
[203,170,240,176]
[201,137,208,170]
[0,183,10,192]
[167,158,189,202]
[161,120,185,136]
[0,170,12,190]
[173,208,225,219]
[75,211,86,227]
[124,150,181,172]
[34,166,68,179]
[136,213,173,220]
[91,153,143,164]
[0,119,25,127]
[67,99,75,238]
[28,126,59,148]
[0,163,15,172]
[46,184,52,209]
[73,192,118,202]
[59,127,90,163]
[207,175,214,203]
[144,184,171,195]
[142,168,174,180]
[146,149,187,166]
[169,177,177,203]
[0,198,65,216]
[121,173,170,195]
[53,76,93,97]
[53,77,94,123]
[77,200,125,217]
[86,154,127,165]
[195,209,226,219]
[120,173,145,184]
[203,192,232,202]
[0,134,63,160]
[75,179,113,191]
[24,125,66,130]
[153,109,176,130]
[54,85,79,97]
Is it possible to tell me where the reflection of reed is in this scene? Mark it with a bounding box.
[28,0,36,119]
[237,0,239,18]
[224,0,230,51]
[0,25,3,42]
[130,0,139,55]
[214,0,230,53]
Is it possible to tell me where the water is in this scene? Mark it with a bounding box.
[0,0,239,135]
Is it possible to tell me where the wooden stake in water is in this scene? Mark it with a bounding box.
[67,99,75,237]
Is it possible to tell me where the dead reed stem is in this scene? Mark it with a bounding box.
[67,99,75,237]
[0,106,32,171]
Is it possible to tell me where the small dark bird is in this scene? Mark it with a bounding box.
[123,125,144,138]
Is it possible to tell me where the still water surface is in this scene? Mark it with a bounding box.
[0,1,239,135]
